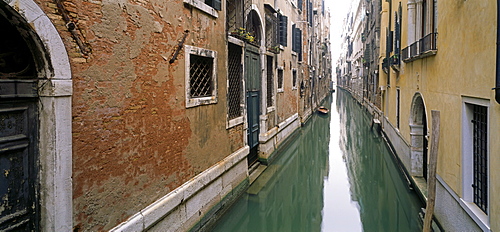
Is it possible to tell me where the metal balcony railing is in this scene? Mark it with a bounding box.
[419,32,438,54]
[401,47,409,61]
[410,42,419,58]
[402,32,438,62]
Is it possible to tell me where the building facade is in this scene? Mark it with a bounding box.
[338,0,500,231]
[0,0,331,231]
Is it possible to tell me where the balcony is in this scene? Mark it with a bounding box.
[402,32,437,63]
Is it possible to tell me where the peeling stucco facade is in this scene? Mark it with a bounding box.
[0,0,331,230]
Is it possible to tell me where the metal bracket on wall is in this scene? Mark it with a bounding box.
[55,0,91,56]
[169,30,190,64]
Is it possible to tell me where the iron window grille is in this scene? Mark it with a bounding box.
[265,12,278,50]
[185,45,217,108]
[227,44,243,119]
[190,54,213,98]
[472,104,488,214]
[266,56,274,107]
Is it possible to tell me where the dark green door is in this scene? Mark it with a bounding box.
[245,46,261,165]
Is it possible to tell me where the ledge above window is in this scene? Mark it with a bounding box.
[183,0,219,18]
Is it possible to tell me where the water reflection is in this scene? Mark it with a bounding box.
[212,101,331,232]
[212,89,423,232]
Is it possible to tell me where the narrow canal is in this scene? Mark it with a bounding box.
[212,89,424,231]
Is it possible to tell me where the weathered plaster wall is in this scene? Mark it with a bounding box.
[384,0,499,230]
[34,0,236,230]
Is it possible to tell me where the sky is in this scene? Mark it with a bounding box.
[325,0,352,63]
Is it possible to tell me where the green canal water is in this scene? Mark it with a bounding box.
[212,89,424,232]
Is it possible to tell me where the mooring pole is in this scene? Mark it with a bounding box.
[423,110,440,232]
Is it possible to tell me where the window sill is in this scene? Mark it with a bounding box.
[183,0,218,18]
[266,106,275,113]
[186,96,217,108]
[277,89,284,93]
[459,199,490,231]
[228,36,245,46]
[227,116,244,129]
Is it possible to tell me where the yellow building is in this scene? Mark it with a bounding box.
[379,0,500,231]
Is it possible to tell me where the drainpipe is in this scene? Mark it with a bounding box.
[496,0,500,104]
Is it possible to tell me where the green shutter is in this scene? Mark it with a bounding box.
[279,15,288,46]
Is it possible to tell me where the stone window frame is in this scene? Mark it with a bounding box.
[226,40,245,129]
[277,66,284,93]
[461,96,490,231]
[291,68,297,90]
[185,45,218,108]
[183,0,219,18]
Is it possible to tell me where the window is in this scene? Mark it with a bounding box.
[266,56,274,107]
[393,3,402,66]
[462,98,489,228]
[396,88,400,129]
[471,104,488,214]
[183,0,220,18]
[307,0,313,25]
[227,0,244,34]
[292,69,297,89]
[265,10,278,49]
[277,68,284,92]
[403,0,437,61]
[279,15,288,47]
[227,43,243,120]
[205,0,221,10]
[185,45,217,108]
[292,24,302,61]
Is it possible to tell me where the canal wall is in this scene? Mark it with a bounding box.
[259,113,301,164]
[110,146,249,232]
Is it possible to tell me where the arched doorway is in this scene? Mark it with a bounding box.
[0,6,41,230]
[409,93,428,179]
[0,1,72,230]
[245,9,262,165]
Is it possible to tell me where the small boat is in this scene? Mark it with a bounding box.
[317,106,329,114]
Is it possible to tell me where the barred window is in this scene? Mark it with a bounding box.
[265,11,278,49]
[462,98,489,221]
[190,55,213,97]
[185,45,217,108]
[472,104,488,214]
[227,43,243,120]
[266,56,274,107]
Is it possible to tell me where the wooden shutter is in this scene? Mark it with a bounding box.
[279,15,288,46]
